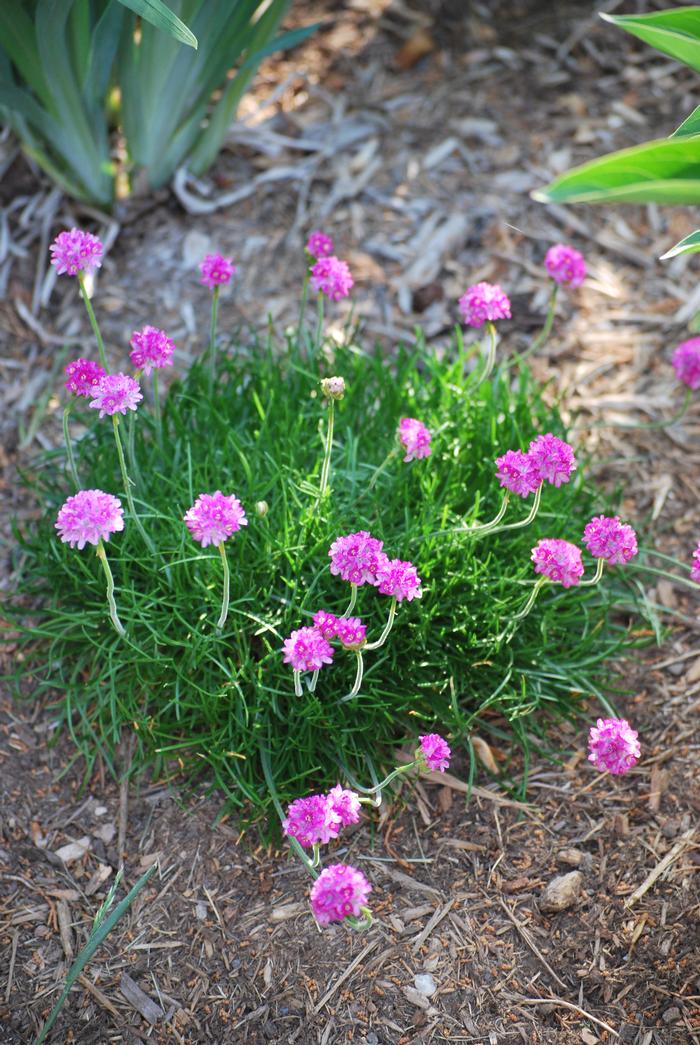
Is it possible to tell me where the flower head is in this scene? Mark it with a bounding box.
[64,358,107,398]
[672,337,700,390]
[691,542,700,584]
[417,733,451,773]
[588,717,640,775]
[283,795,340,848]
[184,491,247,548]
[495,449,542,498]
[89,373,143,418]
[398,418,432,462]
[320,376,345,401]
[310,864,372,926]
[458,282,511,328]
[282,627,334,673]
[49,228,103,277]
[326,785,362,827]
[129,326,175,375]
[310,256,354,301]
[531,538,584,588]
[583,515,638,565]
[544,243,586,288]
[55,489,124,550]
[306,231,334,258]
[199,253,237,289]
[528,433,577,488]
[313,610,340,640]
[375,555,422,602]
[336,616,367,649]
[329,531,384,586]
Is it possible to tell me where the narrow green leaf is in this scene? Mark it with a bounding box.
[659,228,700,259]
[672,105,700,137]
[602,8,700,74]
[117,0,198,49]
[0,6,53,107]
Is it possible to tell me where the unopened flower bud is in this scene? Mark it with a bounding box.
[255,500,269,518]
[320,376,345,401]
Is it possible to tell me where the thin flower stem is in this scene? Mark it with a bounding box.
[293,671,303,697]
[629,561,700,591]
[216,540,230,630]
[366,760,417,797]
[510,283,558,367]
[62,405,80,490]
[208,285,220,394]
[340,651,364,702]
[477,321,497,383]
[488,483,543,536]
[342,584,358,618]
[152,371,163,448]
[96,540,125,637]
[111,416,154,554]
[510,576,547,622]
[314,293,324,349]
[298,268,310,334]
[310,844,321,868]
[345,906,373,931]
[126,411,143,491]
[308,669,320,692]
[365,598,397,651]
[318,399,335,497]
[580,557,605,587]
[366,447,399,493]
[464,492,509,534]
[78,273,107,370]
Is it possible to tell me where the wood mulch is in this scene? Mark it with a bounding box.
[1,1,700,1042]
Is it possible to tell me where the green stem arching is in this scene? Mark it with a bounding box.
[208,285,220,393]
[216,539,230,630]
[126,410,143,491]
[365,598,397,651]
[152,370,163,448]
[366,446,399,493]
[366,760,417,799]
[62,405,80,490]
[510,575,547,623]
[580,557,605,587]
[314,293,325,350]
[342,584,358,618]
[111,415,153,554]
[318,399,335,498]
[96,539,125,637]
[340,651,364,702]
[478,321,497,384]
[78,272,107,370]
[298,268,310,335]
[488,482,543,536]
[293,671,303,697]
[465,492,509,535]
[510,283,558,368]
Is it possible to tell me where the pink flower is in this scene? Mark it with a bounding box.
[672,338,700,390]
[55,489,124,550]
[310,864,372,926]
[583,516,638,565]
[544,244,586,288]
[398,418,432,462]
[691,542,700,584]
[199,253,237,289]
[64,358,107,398]
[306,231,334,258]
[283,795,341,848]
[129,326,175,375]
[310,256,354,301]
[320,376,346,400]
[326,785,362,827]
[282,627,334,673]
[588,717,640,775]
[495,449,542,498]
[531,539,584,588]
[49,228,103,277]
[527,433,577,488]
[184,491,247,548]
[375,555,422,602]
[417,733,451,773]
[89,373,143,418]
[329,531,384,586]
[458,282,511,328]
[313,610,340,639]
[336,616,366,649]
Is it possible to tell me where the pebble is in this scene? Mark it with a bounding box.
[540,870,583,912]
[414,973,437,997]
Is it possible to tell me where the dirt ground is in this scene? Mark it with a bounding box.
[2,1,700,1042]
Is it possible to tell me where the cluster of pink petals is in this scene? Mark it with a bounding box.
[329,531,384,586]
[55,489,124,550]
[327,785,362,826]
[375,556,422,602]
[588,717,640,775]
[691,542,700,584]
[531,538,584,587]
[458,282,511,328]
[336,616,367,649]
[282,626,334,673]
[310,864,372,926]
[583,515,638,565]
[129,326,175,375]
[313,610,340,639]
[544,243,586,288]
[398,417,432,462]
[495,449,542,498]
[199,253,237,289]
[672,338,700,390]
[184,491,247,547]
[306,231,334,258]
[50,228,103,277]
[89,373,143,418]
[283,794,341,847]
[310,256,354,301]
[64,358,106,398]
[528,433,577,488]
[418,733,451,773]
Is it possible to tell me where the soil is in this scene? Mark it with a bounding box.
[2,1,700,1043]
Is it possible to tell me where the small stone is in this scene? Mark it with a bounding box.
[663,1006,681,1024]
[402,986,430,1009]
[414,973,437,997]
[365,1034,379,1045]
[540,871,583,913]
[557,848,593,871]
[54,837,91,864]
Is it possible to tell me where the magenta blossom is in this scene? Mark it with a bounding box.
[398,417,432,462]
[199,253,237,289]
[306,231,334,258]
[129,326,175,375]
[375,555,422,602]
[672,338,700,390]
[588,717,640,776]
[495,449,542,498]
[531,538,584,588]
[544,244,586,288]
[55,489,124,550]
[310,864,372,926]
[329,531,384,586]
[326,785,362,827]
[89,373,142,418]
[458,282,511,329]
[528,433,576,488]
[417,733,451,773]
[283,795,340,848]
[282,627,334,673]
[184,491,247,548]
[310,256,353,301]
[313,610,340,639]
[583,515,638,565]
[336,616,366,649]
[691,542,700,584]
[64,358,107,398]
[50,228,103,277]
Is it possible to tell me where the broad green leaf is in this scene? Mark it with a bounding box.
[660,228,700,259]
[533,134,700,205]
[602,8,700,74]
[672,105,700,137]
[117,0,198,48]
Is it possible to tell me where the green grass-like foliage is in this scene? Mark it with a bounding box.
[8,332,643,817]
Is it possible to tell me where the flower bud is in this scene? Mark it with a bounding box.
[320,376,345,400]
[255,500,269,518]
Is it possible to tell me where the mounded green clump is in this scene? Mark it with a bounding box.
[8,334,643,816]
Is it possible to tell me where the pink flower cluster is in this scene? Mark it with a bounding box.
[336,616,367,649]
[692,542,700,584]
[283,786,361,847]
[458,282,511,329]
[588,717,640,775]
[184,491,247,547]
[310,256,354,301]
[55,489,124,549]
[417,733,451,773]
[375,557,422,601]
[310,864,372,926]
[306,231,334,258]
[199,253,237,289]
[496,434,576,497]
[672,338,700,390]
[328,531,422,601]
[90,373,143,418]
[583,515,638,565]
[531,538,584,588]
[64,358,106,397]
[313,610,340,639]
[129,326,175,375]
[544,243,586,288]
[50,228,103,277]
[495,449,542,498]
[282,627,334,672]
[398,417,432,462]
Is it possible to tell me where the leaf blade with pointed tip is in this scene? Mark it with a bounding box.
[602,8,700,74]
[117,0,198,49]
[660,229,700,259]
